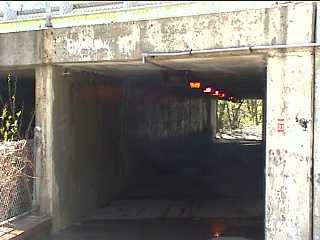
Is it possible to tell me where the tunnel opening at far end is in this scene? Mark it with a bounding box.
[50,55,266,240]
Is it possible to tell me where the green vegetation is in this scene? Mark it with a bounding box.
[217,99,263,130]
[0,74,34,222]
[0,74,24,141]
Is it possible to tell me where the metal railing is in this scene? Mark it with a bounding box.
[0,1,178,21]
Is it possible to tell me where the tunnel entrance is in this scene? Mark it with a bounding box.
[51,55,266,240]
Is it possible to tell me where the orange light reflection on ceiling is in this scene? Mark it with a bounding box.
[189,81,201,89]
[203,87,212,93]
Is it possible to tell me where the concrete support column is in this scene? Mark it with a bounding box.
[265,50,313,240]
[35,65,55,217]
[314,45,320,240]
[35,65,78,232]
[313,4,320,239]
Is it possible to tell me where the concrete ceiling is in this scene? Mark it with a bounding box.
[0,55,266,98]
[67,55,266,98]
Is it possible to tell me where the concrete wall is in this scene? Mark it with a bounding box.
[122,74,217,187]
[123,76,263,199]
[39,67,126,231]
[125,75,216,141]
[266,50,314,239]
[40,70,219,231]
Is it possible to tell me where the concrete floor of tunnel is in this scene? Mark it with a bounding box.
[49,191,263,240]
[49,218,263,240]
[49,194,263,240]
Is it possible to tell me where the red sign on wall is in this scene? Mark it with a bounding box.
[277,119,285,132]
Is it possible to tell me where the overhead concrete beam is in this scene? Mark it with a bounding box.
[0,2,314,67]
[0,31,41,67]
[50,2,314,63]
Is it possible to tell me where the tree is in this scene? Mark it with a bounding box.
[217,98,263,131]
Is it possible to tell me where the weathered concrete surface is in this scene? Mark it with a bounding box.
[124,74,216,141]
[0,3,314,67]
[122,75,263,199]
[119,74,217,188]
[314,3,320,239]
[8,2,317,239]
[35,65,55,217]
[266,50,314,240]
[314,49,320,240]
[0,31,41,67]
[51,3,314,63]
[46,70,220,232]
[48,68,127,232]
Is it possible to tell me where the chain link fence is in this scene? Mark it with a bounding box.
[0,140,34,223]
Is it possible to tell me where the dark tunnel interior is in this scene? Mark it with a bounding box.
[47,56,267,239]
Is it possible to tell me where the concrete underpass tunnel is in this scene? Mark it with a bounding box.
[51,55,266,239]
